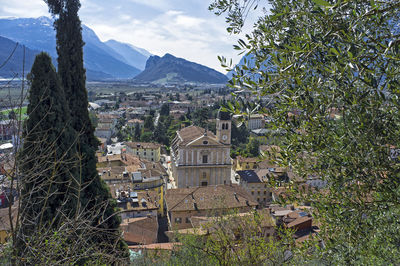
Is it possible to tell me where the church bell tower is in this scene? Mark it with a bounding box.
[216,109,231,145]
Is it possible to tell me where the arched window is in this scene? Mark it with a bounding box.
[222,123,225,130]
[225,123,229,130]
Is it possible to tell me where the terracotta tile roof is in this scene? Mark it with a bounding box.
[127,119,144,124]
[126,142,161,150]
[191,209,275,229]
[129,242,182,251]
[141,160,167,177]
[98,114,118,120]
[97,153,141,165]
[121,216,158,244]
[176,125,216,146]
[259,145,281,153]
[165,184,258,212]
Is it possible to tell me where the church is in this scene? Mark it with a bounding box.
[170,110,232,188]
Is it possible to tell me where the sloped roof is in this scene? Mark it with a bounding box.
[176,126,216,146]
[121,216,158,244]
[237,170,262,183]
[126,142,161,150]
[165,184,258,212]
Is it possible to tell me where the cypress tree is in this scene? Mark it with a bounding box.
[44,0,125,251]
[18,52,78,234]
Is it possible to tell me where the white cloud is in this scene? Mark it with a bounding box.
[0,0,48,18]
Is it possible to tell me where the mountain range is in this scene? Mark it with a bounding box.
[0,17,149,80]
[0,16,228,84]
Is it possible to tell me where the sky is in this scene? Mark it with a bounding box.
[0,0,268,73]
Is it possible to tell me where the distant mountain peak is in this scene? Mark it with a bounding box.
[134,53,228,84]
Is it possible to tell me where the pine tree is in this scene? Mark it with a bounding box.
[44,0,124,250]
[18,52,78,235]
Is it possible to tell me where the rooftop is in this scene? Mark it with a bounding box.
[237,170,262,183]
[165,184,258,212]
[174,125,216,146]
[126,142,161,150]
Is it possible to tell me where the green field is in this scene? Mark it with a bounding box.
[0,106,28,118]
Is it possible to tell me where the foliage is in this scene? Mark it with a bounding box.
[18,52,78,238]
[44,0,127,258]
[139,211,303,265]
[246,137,260,157]
[160,103,170,116]
[144,115,154,130]
[211,0,400,263]
[134,122,141,140]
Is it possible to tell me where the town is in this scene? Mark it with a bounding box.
[0,85,323,256]
[91,87,322,254]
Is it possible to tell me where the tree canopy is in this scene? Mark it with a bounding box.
[211,0,400,263]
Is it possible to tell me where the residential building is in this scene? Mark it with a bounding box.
[127,119,144,128]
[170,110,232,188]
[113,189,159,220]
[126,142,161,162]
[237,170,272,206]
[247,114,265,130]
[94,127,112,140]
[234,156,258,171]
[97,154,166,215]
[165,184,258,230]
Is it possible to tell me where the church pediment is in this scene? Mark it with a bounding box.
[185,135,221,147]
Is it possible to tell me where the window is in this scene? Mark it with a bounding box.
[175,217,182,224]
[185,217,191,223]
[201,181,208,186]
[251,191,254,195]
[264,191,267,195]
[225,123,229,130]
[202,172,207,178]
[136,152,139,155]
[151,152,154,155]
[144,152,147,155]
[222,123,225,130]
[202,155,208,163]
[258,191,260,195]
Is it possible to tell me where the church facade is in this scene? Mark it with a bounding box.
[170,111,232,188]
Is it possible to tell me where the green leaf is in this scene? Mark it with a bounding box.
[312,0,332,7]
